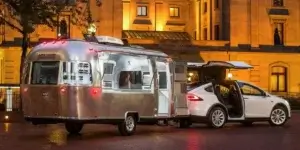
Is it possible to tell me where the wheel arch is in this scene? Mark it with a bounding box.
[205,103,228,117]
[125,111,140,122]
[270,103,289,116]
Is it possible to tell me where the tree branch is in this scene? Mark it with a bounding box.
[0,16,23,34]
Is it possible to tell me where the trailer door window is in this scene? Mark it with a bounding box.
[31,61,60,85]
[158,72,167,89]
[119,71,142,89]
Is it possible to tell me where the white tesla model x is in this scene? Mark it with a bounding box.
[186,79,291,128]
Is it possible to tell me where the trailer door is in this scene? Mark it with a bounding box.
[156,61,170,117]
[173,61,189,116]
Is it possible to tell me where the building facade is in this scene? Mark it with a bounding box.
[1,0,300,95]
[194,0,300,94]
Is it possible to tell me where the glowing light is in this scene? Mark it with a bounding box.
[156,24,164,31]
[4,115,9,120]
[189,72,194,76]
[227,73,233,79]
[188,77,191,81]
[87,23,97,34]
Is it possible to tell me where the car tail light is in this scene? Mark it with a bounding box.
[186,94,203,101]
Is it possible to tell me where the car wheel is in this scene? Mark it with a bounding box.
[118,115,137,136]
[65,122,84,134]
[269,106,288,126]
[208,107,227,128]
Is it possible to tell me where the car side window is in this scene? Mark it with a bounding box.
[239,83,264,96]
[205,85,213,92]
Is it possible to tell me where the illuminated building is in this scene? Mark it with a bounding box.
[0,0,300,95]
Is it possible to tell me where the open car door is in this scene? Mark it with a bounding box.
[187,61,253,69]
[187,61,253,84]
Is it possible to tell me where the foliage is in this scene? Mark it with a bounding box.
[0,0,98,35]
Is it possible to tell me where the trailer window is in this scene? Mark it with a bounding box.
[119,71,142,89]
[103,63,114,74]
[31,61,59,85]
[62,61,92,85]
[159,72,167,89]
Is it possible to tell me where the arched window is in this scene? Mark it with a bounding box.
[270,66,287,92]
[59,19,68,37]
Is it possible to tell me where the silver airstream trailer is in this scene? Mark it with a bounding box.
[20,35,189,136]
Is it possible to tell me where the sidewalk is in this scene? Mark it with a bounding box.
[0,111,25,123]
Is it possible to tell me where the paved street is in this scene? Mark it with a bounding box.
[0,113,300,150]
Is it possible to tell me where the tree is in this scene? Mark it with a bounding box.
[0,0,98,78]
[0,0,100,110]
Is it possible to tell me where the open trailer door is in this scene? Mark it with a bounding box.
[172,61,189,116]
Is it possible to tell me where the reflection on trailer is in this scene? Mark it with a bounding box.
[21,35,189,136]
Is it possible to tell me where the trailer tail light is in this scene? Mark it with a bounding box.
[23,87,28,93]
[186,94,203,101]
[60,86,67,94]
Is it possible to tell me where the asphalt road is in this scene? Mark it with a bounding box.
[1,113,300,150]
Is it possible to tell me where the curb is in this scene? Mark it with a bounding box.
[292,110,300,113]
[0,111,25,123]
[0,110,300,123]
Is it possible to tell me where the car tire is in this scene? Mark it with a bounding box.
[118,115,137,136]
[207,107,227,128]
[269,106,288,126]
[65,122,84,134]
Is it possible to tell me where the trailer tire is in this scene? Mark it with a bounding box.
[65,122,83,134]
[118,114,137,136]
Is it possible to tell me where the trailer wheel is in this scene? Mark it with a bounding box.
[118,114,137,136]
[65,122,83,134]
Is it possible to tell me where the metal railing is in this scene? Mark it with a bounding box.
[0,93,21,112]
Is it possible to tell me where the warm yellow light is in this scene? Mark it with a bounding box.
[227,73,233,79]
[4,115,9,120]
[123,2,130,30]
[189,72,194,76]
[188,77,191,81]
[156,24,164,31]
[123,21,130,30]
